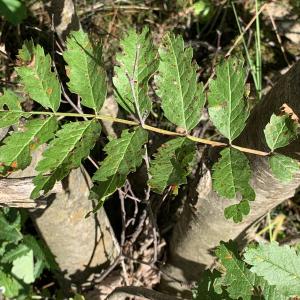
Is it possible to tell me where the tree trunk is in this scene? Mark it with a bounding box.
[0,0,120,285]
[161,61,300,298]
[50,0,80,42]
[7,148,120,283]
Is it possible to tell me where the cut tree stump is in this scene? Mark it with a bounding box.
[160,61,300,298]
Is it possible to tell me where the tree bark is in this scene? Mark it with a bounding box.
[161,61,300,298]
[0,0,120,284]
[50,0,80,42]
[106,286,185,300]
[0,177,60,208]
[6,148,120,283]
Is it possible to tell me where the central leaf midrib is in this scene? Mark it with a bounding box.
[271,119,287,151]
[11,117,54,163]
[37,121,94,190]
[47,121,93,172]
[224,248,254,291]
[83,44,97,112]
[36,55,56,112]
[169,36,186,130]
[253,253,300,282]
[101,130,140,180]
[226,63,233,143]
[225,149,237,197]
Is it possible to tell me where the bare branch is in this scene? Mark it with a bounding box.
[106,286,185,300]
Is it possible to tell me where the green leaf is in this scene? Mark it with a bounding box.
[11,250,35,284]
[0,0,27,25]
[208,57,249,143]
[23,235,58,271]
[17,40,34,62]
[224,200,250,223]
[31,120,101,198]
[0,269,22,298]
[269,154,299,183]
[17,44,60,112]
[90,174,126,211]
[244,242,300,297]
[92,127,147,207]
[264,114,298,151]
[73,294,85,300]
[1,244,30,263]
[93,127,148,181]
[212,148,255,222]
[0,117,57,170]
[193,270,226,300]
[148,137,196,194]
[155,33,205,131]
[113,27,158,118]
[216,241,285,300]
[64,29,107,113]
[0,213,22,243]
[0,89,23,128]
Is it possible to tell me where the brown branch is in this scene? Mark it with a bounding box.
[0,178,62,208]
[106,286,186,300]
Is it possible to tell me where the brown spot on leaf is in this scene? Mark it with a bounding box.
[46,87,53,95]
[28,55,36,68]
[30,143,37,150]
[176,127,186,134]
[281,103,299,123]
[66,67,71,77]
[225,254,233,260]
[11,161,18,169]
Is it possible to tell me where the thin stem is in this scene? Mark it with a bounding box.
[225,2,267,58]
[266,7,290,67]
[1,109,270,157]
[231,1,258,91]
[204,1,268,91]
[255,0,262,99]
[267,212,273,242]
[126,43,145,126]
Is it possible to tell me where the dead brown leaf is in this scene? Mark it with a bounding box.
[280,103,299,123]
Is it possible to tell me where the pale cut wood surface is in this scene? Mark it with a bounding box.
[0,177,61,208]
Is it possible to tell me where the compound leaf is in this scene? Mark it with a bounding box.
[17,44,60,112]
[23,235,58,272]
[216,241,285,300]
[156,33,205,131]
[90,174,126,212]
[0,269,22,298]
[18,40,34,62]
[0,117,57,170]
[269,154,299,183]
[224,200,250,223]
[0,0,27,25]
[64,29,107,113]
[113,27,157,118]
[208,57,249,143]
[193,270,227,300]
[244,242,300,297]
[212,148,255,222]
[0,90,23,128]
[1,244,30,264]
[92,127,147,207]
[148,137,196,194]
[0,213,22,243]
[31,120,101,198]
[264,114,298,152]
[11,250,34,284]
[93,127,148,182]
